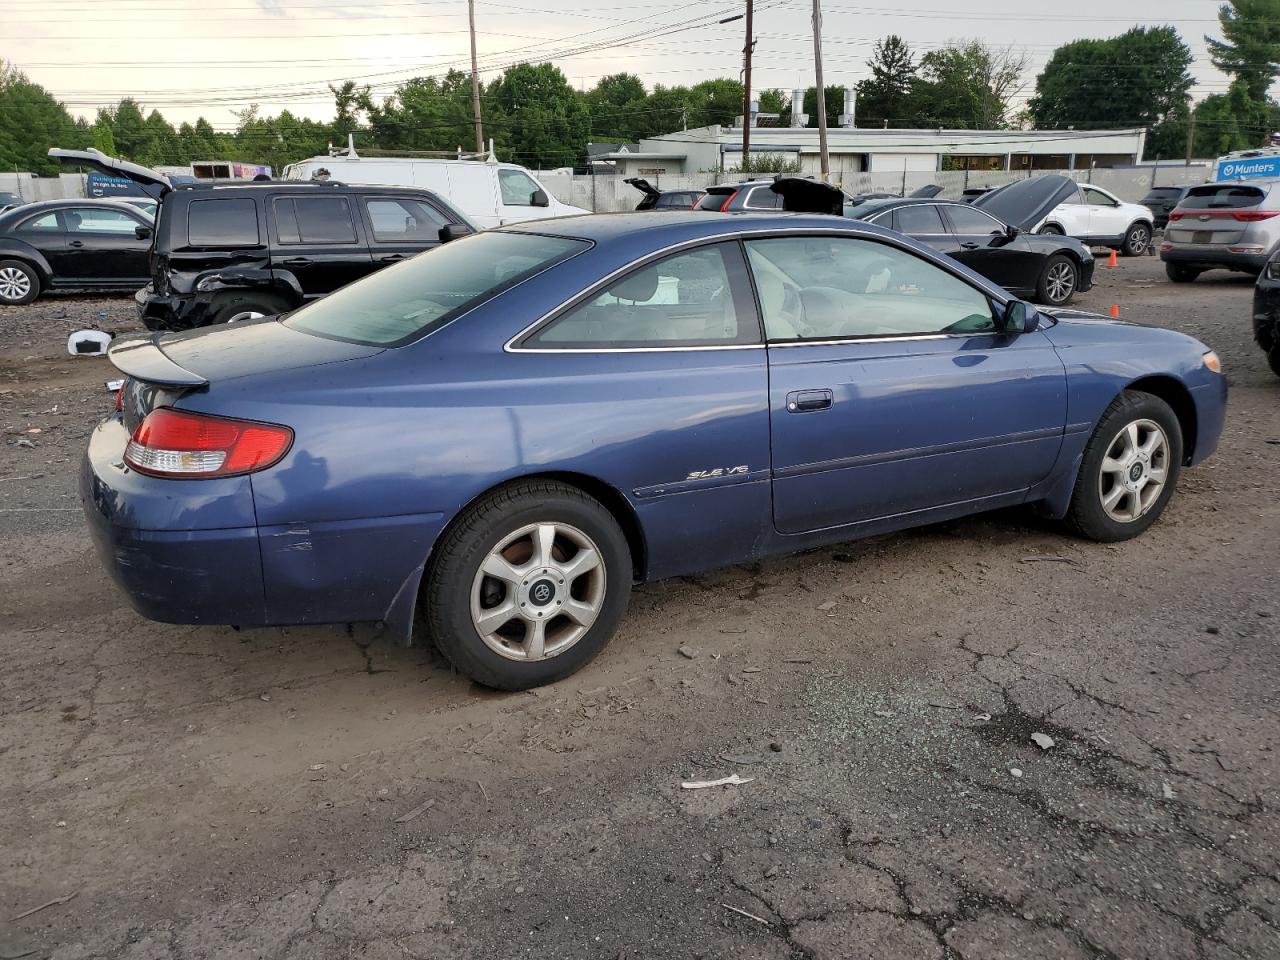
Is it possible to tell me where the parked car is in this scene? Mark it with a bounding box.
[0,191,27,213]
[624,178,706,211]
[845,178,1095,307]
[1139,185,1191,230]
[1252,255,1280,376]
[49,146,476,329]
[1034,182,1154,256]
[85,212,1226,691]
[0,198,153,305]
[694,179,789,211]
[280,154,587,228]
[1160,181,1280,282]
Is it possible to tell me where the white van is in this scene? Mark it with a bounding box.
[281,154,587,229]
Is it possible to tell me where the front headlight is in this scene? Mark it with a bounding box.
[1203,350,1222,374]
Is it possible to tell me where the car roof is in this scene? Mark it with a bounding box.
[0,197,149,221]
[501,210,899,244]
[168,181,441,196]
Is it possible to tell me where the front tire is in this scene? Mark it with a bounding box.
[1064,391,1183,543]
[1166,263,1200,283]
[1035,254,1078,306]
[1268,345,1280,379]
[1122,222,1151,257]
[424,480,632,690]
[0,260,40,305]
[1037,224,1064,236]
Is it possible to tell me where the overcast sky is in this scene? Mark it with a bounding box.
[2,0,1238,129]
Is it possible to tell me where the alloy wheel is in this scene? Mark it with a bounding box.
[1127,226,1150,255]
[0,266,31,302]
[1098,418,1170,522]
[469,521,606,662]
[1045,261,1076,304]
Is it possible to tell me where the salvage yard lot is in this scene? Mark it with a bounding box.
[2,257,1278,959]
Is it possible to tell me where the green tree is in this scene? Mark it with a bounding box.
[0,63,88,174]
[856,35,917,127]
[486,63,588,168]
[1029,27,1194,159]
[912,42,1029,128]
[757,88,788,115]
[362,70,476,152]
[1192,80,1280,155]
[686,78,745,127]
[1207,0,1280,101]
[585,73,648,141]
[636,84,695,137]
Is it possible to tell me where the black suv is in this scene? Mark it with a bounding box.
[136,181,473,329]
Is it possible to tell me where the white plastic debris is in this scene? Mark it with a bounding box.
[681,774,754,790]
[67,330,111,357]
[1162,782,1175,799]
[106,379,124,392]
[1009,768,1023,779]
[1030,733,1056,750]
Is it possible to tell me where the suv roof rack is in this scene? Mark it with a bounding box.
[173,179,347,189]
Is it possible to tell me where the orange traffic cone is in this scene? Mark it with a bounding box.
[1109,304,1120,318]
[1107,249,1119,268]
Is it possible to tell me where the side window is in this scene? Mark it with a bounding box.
[66,208,139,234]
[364,197,448,242]
[1058,189,1084,206]
[18,212,60,232]
[188,198,259,247]
[891,205,947,234]
[1083,187,1118,207]
[498,169,543,206]
[527,243,759,348]
[944,205,1005,236]
[744,236,996,341]
[744,186,783,210]
[278,196,358,244]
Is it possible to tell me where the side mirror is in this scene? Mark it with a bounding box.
[135,224,153,241]
[1001,300,1038,335]
[531,188,550,208]
[1004,224,1020,240]
[438,222,474,243]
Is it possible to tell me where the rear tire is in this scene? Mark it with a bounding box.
[1166,263,1200,283]
[1035,254,1079,306]
[1064,391,1183,543]
[424,480,632,691]
[1122,222,1151,257]
[1268,345,1280,379]
[210,293,292,325]
[0,260,40,305]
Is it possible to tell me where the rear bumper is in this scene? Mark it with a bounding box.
[1160,246,1268,273]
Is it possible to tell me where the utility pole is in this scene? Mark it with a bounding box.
[468,0,483,154]
[811,0,829,178]
[1185,114,1196,167]
[741,0,754,168]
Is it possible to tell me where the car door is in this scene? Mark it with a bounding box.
[941,203,1044,292]
[1081,186,1127,241]
[496,168,551,224]
[359,195,449,266]
[12,210,71,279]
[1049,186,1091,237]
[60,206,151,282]
[745,233,1067,534]
[269,194,373,299]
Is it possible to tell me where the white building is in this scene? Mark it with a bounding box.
[594,125,1148,178]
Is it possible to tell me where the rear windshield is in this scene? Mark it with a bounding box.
[1143,188,1184,198]
[695,189,735,211]
[1179,185,1267,210]
[283,231,588,346]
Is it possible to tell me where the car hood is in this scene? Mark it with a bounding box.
[112,319,383,387]
[47,147,171,198]
[1037,305,1142,327]
[972,175,1080,231]
[771,177,846,215]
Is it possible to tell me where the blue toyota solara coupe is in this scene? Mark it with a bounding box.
[84,212,1227,690]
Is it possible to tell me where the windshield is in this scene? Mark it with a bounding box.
[284,231,589,346]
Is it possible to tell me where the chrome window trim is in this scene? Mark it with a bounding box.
[502,226,1009,354]
[768,334,952,347]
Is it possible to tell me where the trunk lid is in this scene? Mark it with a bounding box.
[770,177,846,215]
[624,178,660,211]
[47,147,172,198]
[971,174,1080,231]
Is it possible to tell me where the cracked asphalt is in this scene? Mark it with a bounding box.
[1,255,1278,960]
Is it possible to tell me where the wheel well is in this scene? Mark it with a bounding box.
[1125,376,1197,463]
[0,255,46,284]
[433,472,648,583]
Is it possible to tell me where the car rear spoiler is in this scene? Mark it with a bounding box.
[47,148,173,198]
[109,335,208,388]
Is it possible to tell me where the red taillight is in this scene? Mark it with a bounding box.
[114,383,126,412]
[1169,209,1280,222]
[719,191,736,212]
[1168,211,1184,221]
[1233,210,1280,222]
[124,408,293,479]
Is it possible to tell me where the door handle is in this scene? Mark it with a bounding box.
[68,240,84,248]
[281,258,312,268]
[379,254,406,262]
[786,389,833,413]
[960,242,980,250]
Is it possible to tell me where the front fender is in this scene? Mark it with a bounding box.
[0,239,52,283]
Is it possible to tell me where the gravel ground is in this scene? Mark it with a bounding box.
[1,260,1278,960]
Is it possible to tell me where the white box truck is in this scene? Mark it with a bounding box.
[281,144,587,229]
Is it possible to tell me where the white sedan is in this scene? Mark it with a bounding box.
[1035,183,1155,257]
